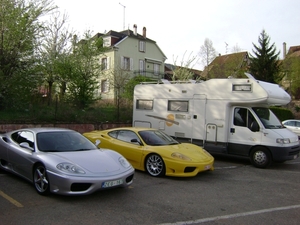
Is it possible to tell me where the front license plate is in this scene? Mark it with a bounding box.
[205,165,211,170]
[102,179,123,188]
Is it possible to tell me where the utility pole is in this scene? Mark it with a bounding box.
[119,3,126,30]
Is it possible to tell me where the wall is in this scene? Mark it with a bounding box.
[0,123,131,134]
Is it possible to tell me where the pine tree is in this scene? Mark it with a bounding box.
[249,30,281,83]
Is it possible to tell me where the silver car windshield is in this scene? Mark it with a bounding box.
[37,131,96,152]
[138,130,179,146]
[252,107,284,129]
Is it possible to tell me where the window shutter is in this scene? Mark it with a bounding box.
[130,58,133,71]
[106,79,110,91]
[121,56,124,69]
[107,57,110,69]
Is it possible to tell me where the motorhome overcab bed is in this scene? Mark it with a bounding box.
[133,73,300,168]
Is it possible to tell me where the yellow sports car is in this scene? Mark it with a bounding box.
[83,127,214,177]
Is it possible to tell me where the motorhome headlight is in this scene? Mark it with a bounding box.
[171,152,191,161]
[276,138,290,144]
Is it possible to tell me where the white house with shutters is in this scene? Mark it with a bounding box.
[94,24,167,100]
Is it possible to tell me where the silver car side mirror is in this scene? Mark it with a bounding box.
[95,139,101,147]
[20,142,34,151]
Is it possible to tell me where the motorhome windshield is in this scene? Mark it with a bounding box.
[252,107,284,129]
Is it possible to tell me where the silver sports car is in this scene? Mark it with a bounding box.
[0,128,134,196]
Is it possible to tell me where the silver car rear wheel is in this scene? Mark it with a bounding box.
[33,164,50,195]
[145,154,165,177]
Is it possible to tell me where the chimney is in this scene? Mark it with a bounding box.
[143,27,146,38]
[283,42,286,59]
[133,24,137,35]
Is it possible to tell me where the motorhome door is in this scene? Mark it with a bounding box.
[228,107,261,156]
[191,95,206,144]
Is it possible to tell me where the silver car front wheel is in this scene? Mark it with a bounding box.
[33,164,50,195]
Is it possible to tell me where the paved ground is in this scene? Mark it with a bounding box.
[0,155,299,225]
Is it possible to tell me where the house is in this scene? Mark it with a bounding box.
[164,63,202,80]
[281,43,300,98]
[93,24,167,100]
[201,51,250,79]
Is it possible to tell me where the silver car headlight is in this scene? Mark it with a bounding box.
[119,156,131,168]
[276,138,291,144]
[57,163,85,174]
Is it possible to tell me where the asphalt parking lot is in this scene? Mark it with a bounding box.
[0,156,300,225]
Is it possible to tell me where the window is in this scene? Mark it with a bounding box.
[139,41,145,52]
[121,56,132,70]
[101,79,109,93]
[154,64,159,75]
[234,107,257,130]
[116,130,139,143]
[11,131,34,148]
[136,100,153,110]
[167,100,189,112]
[101,57,109,70]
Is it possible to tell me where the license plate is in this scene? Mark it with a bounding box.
[205,165,211,170]
[102,179,123,188]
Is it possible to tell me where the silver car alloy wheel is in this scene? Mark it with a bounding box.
[33,164,50,194]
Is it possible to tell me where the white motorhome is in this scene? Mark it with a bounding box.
[133,73,300,168]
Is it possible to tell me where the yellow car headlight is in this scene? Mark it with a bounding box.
[171,152,191,161]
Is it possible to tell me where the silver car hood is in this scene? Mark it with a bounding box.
[41,149,122,174]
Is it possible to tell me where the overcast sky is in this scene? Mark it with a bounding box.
[54,0,300,70]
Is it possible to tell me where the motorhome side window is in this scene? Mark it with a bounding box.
[234,108,256,130]
[136,99,153,110]
[167,100,189,112]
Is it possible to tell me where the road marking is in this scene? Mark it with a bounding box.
[158,204,300,225]
[0,190,23,208]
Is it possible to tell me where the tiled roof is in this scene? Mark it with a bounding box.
[287,45,300,55]
[201,51,250,79]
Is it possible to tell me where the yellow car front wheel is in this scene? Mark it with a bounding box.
[145,154,165,177]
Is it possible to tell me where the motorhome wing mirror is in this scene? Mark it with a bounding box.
[250,120,260,132]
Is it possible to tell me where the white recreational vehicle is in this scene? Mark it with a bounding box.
[133,73,300,168]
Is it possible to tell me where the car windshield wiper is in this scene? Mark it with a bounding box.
[74,148,92,151]
[43,150,62,152]
[168,142,179,145]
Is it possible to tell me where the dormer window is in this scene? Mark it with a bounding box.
[103,37,111,47]
[139,41,145,52]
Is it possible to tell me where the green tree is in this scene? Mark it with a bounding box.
[123,75,153,100]
[249,30,281,83]
[65,31,104,109]
[0,0,56,109]
[282,56,300,98]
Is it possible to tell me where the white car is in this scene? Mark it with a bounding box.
[282,119,300,136]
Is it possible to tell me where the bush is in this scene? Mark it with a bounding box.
[0,101,133,123]
[270,106,294,121]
